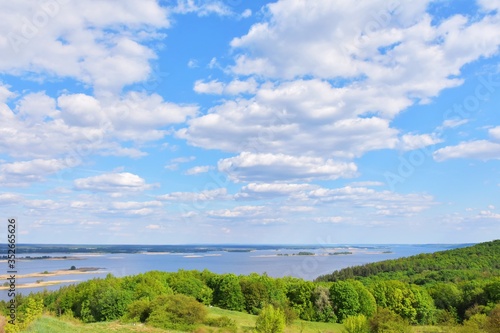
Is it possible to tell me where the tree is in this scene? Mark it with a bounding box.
[312,285,336,322]
[255,304,286,333]
[329,281,360,323]
[212,274,245,311]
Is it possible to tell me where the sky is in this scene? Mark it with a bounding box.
[0,0,499,245]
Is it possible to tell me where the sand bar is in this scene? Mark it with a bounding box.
[0,267,105,280]
[0,280,80,290]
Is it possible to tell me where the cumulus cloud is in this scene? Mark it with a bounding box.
[218,152,357,182]
[0,159,68,186]
[0,0,169,94]
[74,172,154,193]
[433,140,500,161]
[0,88,197,161]
[398,133,442,151]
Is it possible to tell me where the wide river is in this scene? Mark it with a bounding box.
[1,244,464,300]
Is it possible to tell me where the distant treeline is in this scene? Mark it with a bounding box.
[315,240,500,284]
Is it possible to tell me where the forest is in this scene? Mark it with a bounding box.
[1,240,499,333]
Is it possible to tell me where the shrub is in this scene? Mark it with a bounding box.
[342,314,369,333]
[146,294,207,331]
[369,307,411,333]
[255,305,286,333]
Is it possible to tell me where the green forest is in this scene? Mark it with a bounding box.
[1,240,500,333]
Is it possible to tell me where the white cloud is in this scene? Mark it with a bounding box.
[308,186,435,217]
[146,224,162,230]
[74,172,154,192]
[0,193,23,205]
[207,205,265,219]
[0,159,68,186]
[157,188,228,202]
[398,133,442,151]
[241,9,252,18]
[218,152,357,182]
[185,165,211,175]
[0,88,197,161]
[179,79,401,159]
[441,119,469,129]
[194,80,225,94]
[194,78,257,95]
[489,126,500,141]
[173,0,232,17]
[236,183,318,200]
[434,140,500,161]
[0,0,169,94]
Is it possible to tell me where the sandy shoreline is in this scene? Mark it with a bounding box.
[0,279,80,290]
[0,268,105,280]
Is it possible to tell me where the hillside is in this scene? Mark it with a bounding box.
[315,240,500,283]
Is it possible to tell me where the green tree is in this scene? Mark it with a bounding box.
[312,285,336,322]
[329,281,360,323]
[351,281,376,318]
[212,274,245,311]
[255,304,286,333]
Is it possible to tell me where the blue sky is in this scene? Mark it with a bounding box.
[0,0,499,244]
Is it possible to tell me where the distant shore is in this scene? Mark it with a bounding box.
[0,267,104,280]
[0,280,80,290]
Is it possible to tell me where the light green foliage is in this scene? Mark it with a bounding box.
[342,314,369,333]
[169,271,213,305]
[146,294,207,331]
[329,281,360,323]
[350,281,377,318]
[368,307,411,333]
[255,305,286,333]
[369,280,435,324]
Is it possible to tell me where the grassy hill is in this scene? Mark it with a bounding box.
[315,239,500,283]
[20,307,344,333]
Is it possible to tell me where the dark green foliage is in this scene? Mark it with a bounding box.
[330,281,360,323]
[240,274,269,314]
[429,282,462,310]
[211,274,246,311]
[284,278,315,321]
[316,240,500,283]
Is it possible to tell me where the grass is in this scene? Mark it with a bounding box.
[20,307,344,333]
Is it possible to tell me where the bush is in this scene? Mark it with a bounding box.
[369,308,411,333]
[146,294,207,331]
[205,316,237,328]
[342,314,369,333]
[255,305,286,333]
